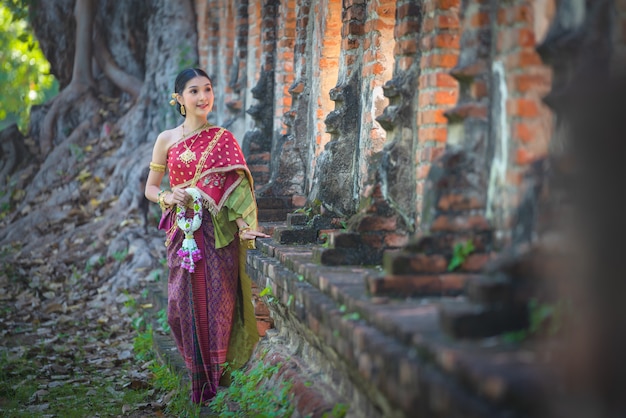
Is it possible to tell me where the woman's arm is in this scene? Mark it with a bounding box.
[144,131,192,208]
[232,174,269,240]
[236,218,270,240]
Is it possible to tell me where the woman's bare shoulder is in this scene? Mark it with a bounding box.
[156,126,180,143]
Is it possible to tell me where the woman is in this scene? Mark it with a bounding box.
[144,68,269,403]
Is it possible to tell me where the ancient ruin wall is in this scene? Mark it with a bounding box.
[195,0,561,249]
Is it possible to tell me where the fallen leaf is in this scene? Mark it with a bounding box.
[76,169,92,183]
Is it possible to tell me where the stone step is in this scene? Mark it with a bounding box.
[249,237,552,416]
[365,272,475,297]
[404,232,493,256]
[256,196,293,209]
[271,225,318,244]
[258,208,293,222]
[256,197,295,222]
[465,273,515,306]
[286,212,309,227]
[438,299,528,339]
[383,251,449,274]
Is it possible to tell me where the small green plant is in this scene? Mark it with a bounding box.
[112,248,129,262]
[85,255,105,273]
[133,324,155,362]
[293,199,322,217]
[320,232,330,248]
[447,240,475,271]
[501,298,570,343]
[323,402,350,418]
[132,324,198,416]
[69,143,85,161]
[339,304,360,321]
[209,360,294,417]
[131,315,146,331]
[293,206,313,215]
[123,290,137,310]
[259,285,277,304]
[342,312,361,321]
[156,308,171,334]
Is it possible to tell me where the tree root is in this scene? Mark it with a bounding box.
[94,30,143,100]
[39,83,94,156]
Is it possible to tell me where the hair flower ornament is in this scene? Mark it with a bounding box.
[176,187,203,272]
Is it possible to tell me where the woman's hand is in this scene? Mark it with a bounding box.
[166,187,193,207]
[239,228,270,241]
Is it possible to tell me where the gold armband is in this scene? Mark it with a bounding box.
[149,162,166,173]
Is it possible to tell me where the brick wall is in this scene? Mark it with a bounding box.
[246,0,262,135]
[195,0,563,253]
[489,0,553,245]
[314,0,341,157]
[189,2,626,415]
[195,0,249,141]
[416,0,461,227]
[273,0,295,137]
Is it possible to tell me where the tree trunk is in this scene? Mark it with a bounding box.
[0,0,198,295]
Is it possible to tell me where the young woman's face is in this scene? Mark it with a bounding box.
[181,76,214,117]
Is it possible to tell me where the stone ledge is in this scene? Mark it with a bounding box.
[247,238,558,417]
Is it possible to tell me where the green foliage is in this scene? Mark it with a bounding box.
[69,143,85,161]
[293,199,322,219]
[339,304,360,321]
[501,298,570,343]
[132,325,199,417]
[447,240,475,271]
[133,324,155,362]
[0,350,38,413]
[0,347,153,417]
[259,286,273,297]
[342,312,361,321]
[320,232,330,248]
[209,361,294,417]
[84,255,105,273]
[156,307,171,334]
[259,285,277,305]
[0,2,58,132]
[322,403,350,418]
[112,248,129,262]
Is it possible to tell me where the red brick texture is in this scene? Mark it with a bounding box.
[415,0,461,227]
[195,0,559,254]
[491,0,553,245]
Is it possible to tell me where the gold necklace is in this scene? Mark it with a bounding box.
[178,122,210,165]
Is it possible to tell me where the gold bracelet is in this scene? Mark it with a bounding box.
[149,162,166,173]
[239,227,251,241]
[158,190,171,211]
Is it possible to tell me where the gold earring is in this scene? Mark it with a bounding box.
[180,104,186,116]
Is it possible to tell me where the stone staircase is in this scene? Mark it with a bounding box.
[245,233,557,417]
